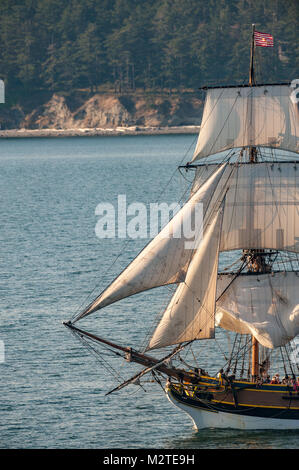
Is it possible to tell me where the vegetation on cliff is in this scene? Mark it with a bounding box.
[0,0,298,98]
[0,0,297,129]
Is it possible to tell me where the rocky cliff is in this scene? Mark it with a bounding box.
[0,92,203,130]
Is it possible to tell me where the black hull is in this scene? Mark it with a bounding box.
[170,386,299,420]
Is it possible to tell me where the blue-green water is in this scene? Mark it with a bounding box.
[0,135,298,449]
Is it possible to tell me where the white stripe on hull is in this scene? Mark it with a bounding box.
[167,390,299,430]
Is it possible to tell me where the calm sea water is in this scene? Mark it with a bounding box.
[0,135,298,449]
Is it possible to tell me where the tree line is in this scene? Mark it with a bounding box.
[0,0,298,101]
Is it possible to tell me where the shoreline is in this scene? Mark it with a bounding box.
[0,125,200,139]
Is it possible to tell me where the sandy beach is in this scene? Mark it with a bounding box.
[0,125,200,138]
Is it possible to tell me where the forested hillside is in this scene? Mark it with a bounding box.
[0,0,298,103]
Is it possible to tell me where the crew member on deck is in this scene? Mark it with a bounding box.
[270,374,280,384]
[293,377,299,392]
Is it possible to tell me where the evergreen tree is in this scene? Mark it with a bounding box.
[0,0,297,99]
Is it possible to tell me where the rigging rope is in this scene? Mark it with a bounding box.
[69,328,126,385]
[71,133,199,323]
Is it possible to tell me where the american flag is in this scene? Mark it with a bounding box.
[254,30,274,47]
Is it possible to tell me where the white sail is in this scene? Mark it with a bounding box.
[192,162,299,253]
[216,272,299,349]
[147,207,223,351]
[192,85,299,161]
[74,164,228,321]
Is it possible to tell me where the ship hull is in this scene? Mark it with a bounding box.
[167,381,299,430]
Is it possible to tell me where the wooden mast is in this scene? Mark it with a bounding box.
[251,336,259,380]
[249,23,257,162]
[249,24,259,380]
[249,23,255,86]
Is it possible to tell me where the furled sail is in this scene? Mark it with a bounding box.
[191,162,299,253]
[192,84,299,161]
[147,207,223,351]
[74,164,228,322]
[216,272,299,349]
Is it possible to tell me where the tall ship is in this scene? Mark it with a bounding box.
[64,27,299,430]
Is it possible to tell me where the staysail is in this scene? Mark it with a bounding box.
[73,164,229,322]
[216,272,299,349]
[191,162,299,253]
[192,84,299,161]
[147,207,223,350]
